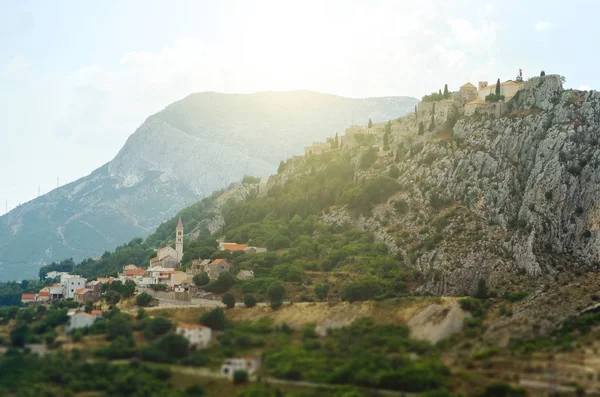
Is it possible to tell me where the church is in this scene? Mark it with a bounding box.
[149,217,184,269]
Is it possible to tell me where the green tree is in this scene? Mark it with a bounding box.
[244,294,257,308]
[474,278,489,299]
[389,166,400,179]
[193,272,210,287]
[428,103,435,132]
[314,283,330,301]
[267,282,286,309]
[443,84,449,99]
[233,370,248,384]
[10,324,29,347]
[334,132,339,149]
[540,70,546,77]
[199,308,229,330]
[136,292,154,307]
[368,118,372,128]
[418,121,425,136]
[222,292,236,309]
[438,89,442,96]
[107,313,132,341]
[205,272,235,294]
[143,317,173,340]
[155,333,190,359]
[495,78,501,96]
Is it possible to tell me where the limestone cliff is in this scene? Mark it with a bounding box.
[267,76,600,296]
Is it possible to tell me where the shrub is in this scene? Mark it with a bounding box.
[545,191,553,201]
[199,308,229,330]
[233,370,248,384]
[267,282,286,309]
[314,283,330,301]
[476,382,526,397]
[143,317,173,340]
[359,148,378,170]
[394,199,409,215]
[193,272,210,287]
[222,293,236,309]
[389,166,400,179]
[504,291,527,302]
[136,292,154,307]
[243,294,257,308]
[205,272,235,294]
[342,278,383,302]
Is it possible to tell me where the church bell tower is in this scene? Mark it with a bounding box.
[176,217,184,262]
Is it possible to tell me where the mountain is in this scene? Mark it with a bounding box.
[0,91,417,281]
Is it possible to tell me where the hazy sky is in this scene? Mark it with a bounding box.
[0,0,596,212]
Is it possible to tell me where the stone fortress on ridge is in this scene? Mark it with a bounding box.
[302,70,556,157]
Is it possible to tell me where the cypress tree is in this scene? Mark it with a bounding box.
[418,121,424,135]
[429,103,435,132]
[443,84,449,99]
[414,105,417,114]
[334,132,339,149]
[438,89,442,96]
[495,78,501,96]
[368,119,372,128]
[540,70,546,77]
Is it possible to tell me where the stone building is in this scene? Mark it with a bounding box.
[149,218,184,268]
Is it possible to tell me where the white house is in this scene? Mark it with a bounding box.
[45,271,70,280]
[66,312,97,333]
[147,266,174,285]
[61,275,87,299]
[176,323,212,348]
[220,357,261,377]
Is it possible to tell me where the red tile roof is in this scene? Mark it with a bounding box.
[212,258,224,265]
[178,323,208,329]
[74,288,88,295]
[125,268,146,276]
[21,294,36,300]
[222,243,247,251]
[91,310,103,316]
[39,291,50,297]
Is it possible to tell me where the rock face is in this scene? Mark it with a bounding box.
[0,91,417,281]
[277,76,600,296]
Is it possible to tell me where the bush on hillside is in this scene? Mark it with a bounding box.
[222,293,236,309]
[199,308,229,330]
[193,272,210,287]
[243,294,257,308]
[267,282,286,309]
[136,292,154,307]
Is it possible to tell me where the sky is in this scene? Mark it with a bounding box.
[0,0,597,213]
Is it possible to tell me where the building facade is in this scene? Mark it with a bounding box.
[176,323,212,348]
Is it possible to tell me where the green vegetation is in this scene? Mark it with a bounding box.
[222,292,236,309]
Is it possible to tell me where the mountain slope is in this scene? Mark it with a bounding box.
[0,91,417,281]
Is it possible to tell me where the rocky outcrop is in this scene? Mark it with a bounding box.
[316,76,600,294]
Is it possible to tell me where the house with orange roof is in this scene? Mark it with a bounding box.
[208,258,232,279]
[219,242,248,252]
[176,323,212,348]
[147,266,175,285]
[91,309,103,318]
[66,312,98,333]
[21,293,37,304]
[37,288,50,303]
[96,277,116,284]
[74,288,99,304]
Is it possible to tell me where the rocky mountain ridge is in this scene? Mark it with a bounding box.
[0,91,416,281]
[237,75,600,297]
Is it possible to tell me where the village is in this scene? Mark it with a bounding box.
[302,71,551,159]
[19,217,267,378]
